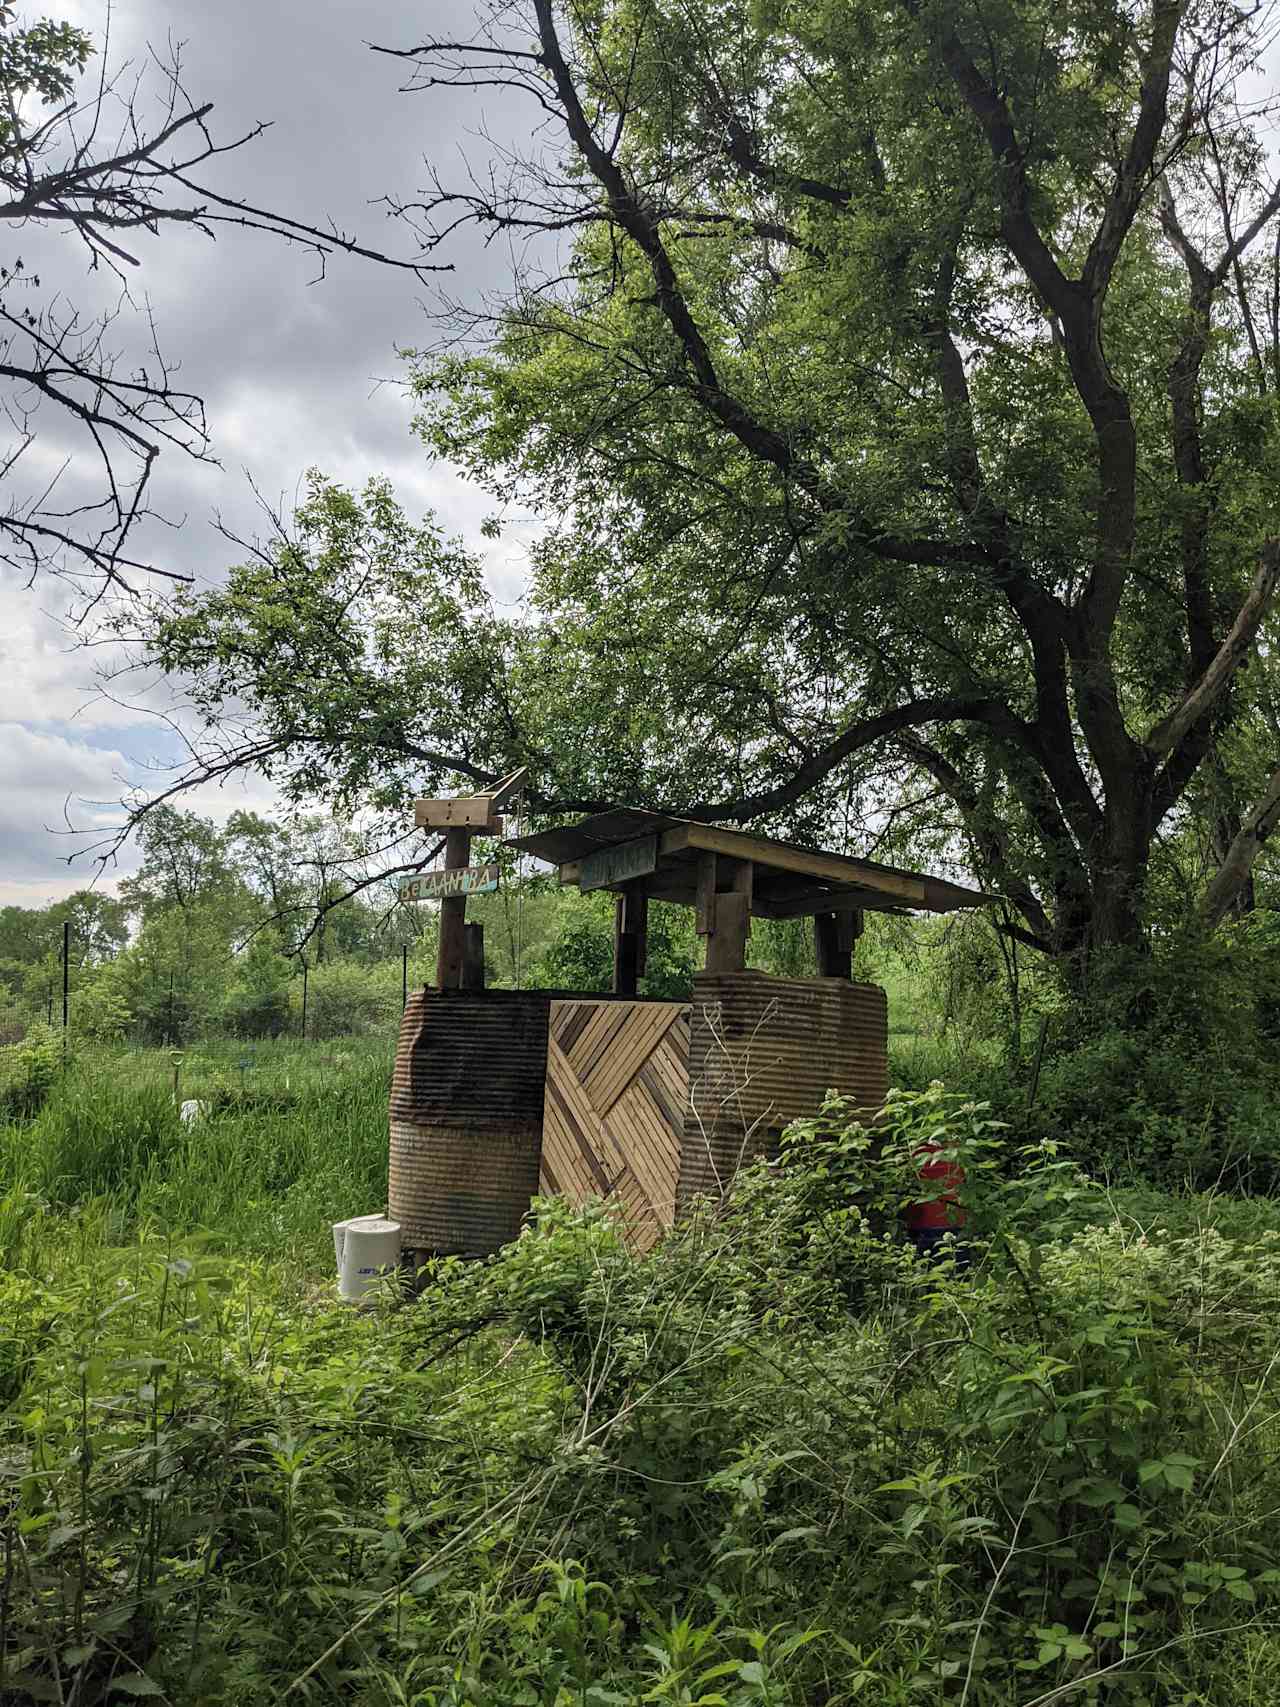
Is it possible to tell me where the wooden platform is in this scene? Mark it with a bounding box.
[540,998,690,1251]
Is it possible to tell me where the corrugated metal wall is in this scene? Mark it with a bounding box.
[677,972,889,1212]
[387,972,889,1256]
[389,988,548,1256]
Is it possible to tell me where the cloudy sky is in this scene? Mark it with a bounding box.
[3,0,540,905]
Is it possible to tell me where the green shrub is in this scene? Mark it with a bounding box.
[293,959,398,1039]
[0,1022,62,1117]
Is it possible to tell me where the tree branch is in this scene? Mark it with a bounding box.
[1200,761,1280,930]
[1147,540,1279,761]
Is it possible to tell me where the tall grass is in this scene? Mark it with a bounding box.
[0,1039,393,1269]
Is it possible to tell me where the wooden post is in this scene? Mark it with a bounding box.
[613,884,648,995]
[436,826,472,989]
[703,858,752,973]
[462,922,486,990]
[814,907,862,979]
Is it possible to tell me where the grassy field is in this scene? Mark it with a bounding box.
[0,1038,393,1271]
[5,1046,1280,1703]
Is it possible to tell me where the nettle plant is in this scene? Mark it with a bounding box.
[774,1080,1095,1250]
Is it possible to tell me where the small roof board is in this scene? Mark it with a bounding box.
[507,808,995,919]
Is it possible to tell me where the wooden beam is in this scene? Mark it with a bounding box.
[814,911,853,980]
[694,851,717,935]
[754,886,882,920]
[485,766,530,810]
[461,921,486,990]
[727,856,753,911]
[705,890,751,972]
[416,798,505,831]
[835,909,863,952]
[436,827,472,988]
[659,824,926,905]
[613,884,648,995]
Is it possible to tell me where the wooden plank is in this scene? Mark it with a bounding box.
[835,910,863,952]
[604,1163,664,1253]
[639,1050,688,1135]
[580,834,659,893]
[398,863,499,903]
[613,884,648,994]
[706,890,750,971]
[695,851,717,935]
[544,1045,614,1194]
[553,1002,595,1057]
[586,1002,683,1115]
[541,994,690,1252]
[607,1083,680,1213]
[754,885,884,920]
[415,798,505,831]
[659,824,927,904]
[485,766,530,809]
[814,911,851,979]
[461,922,486,990]
[568,1003,633,1082]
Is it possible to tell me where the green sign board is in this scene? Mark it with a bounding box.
[578,834,659,893]
[397,862,500,903]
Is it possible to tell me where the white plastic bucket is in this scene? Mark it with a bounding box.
[332,1214,402,1301]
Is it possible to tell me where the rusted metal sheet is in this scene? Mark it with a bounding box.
[678,971,888,1212]
[389,988,549,1255]
[387,972,888,1256]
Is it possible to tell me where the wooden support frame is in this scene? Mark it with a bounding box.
[613,883,649,996]
[702,856,753,972]
[814,908,863,980]
[437,826,473,989]
[658,823,925,906]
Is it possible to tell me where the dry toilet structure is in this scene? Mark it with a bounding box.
[387,783,993,1262]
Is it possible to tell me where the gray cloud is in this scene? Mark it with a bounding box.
[3,0,545,896]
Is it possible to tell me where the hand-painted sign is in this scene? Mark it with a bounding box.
[578,834,659,893]
[397,863,500,903]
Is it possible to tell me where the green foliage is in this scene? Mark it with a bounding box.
[526,891,699,999]
[296,959,400,1040]
[220,938,293,1039]
[6,1077,1280,1701]
[69,970,132,1044]
[0,6,91,150]
[0,1022,61,1117]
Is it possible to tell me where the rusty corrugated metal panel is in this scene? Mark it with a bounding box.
[678,972,888,1210]
[389,988,551,1257]
[390,1118,542,1256]
[390,987,552,1127]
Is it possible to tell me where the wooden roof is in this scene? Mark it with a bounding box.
[506,809,995,919]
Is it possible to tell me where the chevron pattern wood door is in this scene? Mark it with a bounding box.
[541,999,690,1251]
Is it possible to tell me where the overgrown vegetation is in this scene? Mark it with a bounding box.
[5,1068,1280,1702]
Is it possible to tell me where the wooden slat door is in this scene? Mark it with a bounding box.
[541,998,690,1251]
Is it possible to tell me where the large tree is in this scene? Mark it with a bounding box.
[122,0,1280,971]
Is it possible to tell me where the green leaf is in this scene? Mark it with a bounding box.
[109,1676,166,1697]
